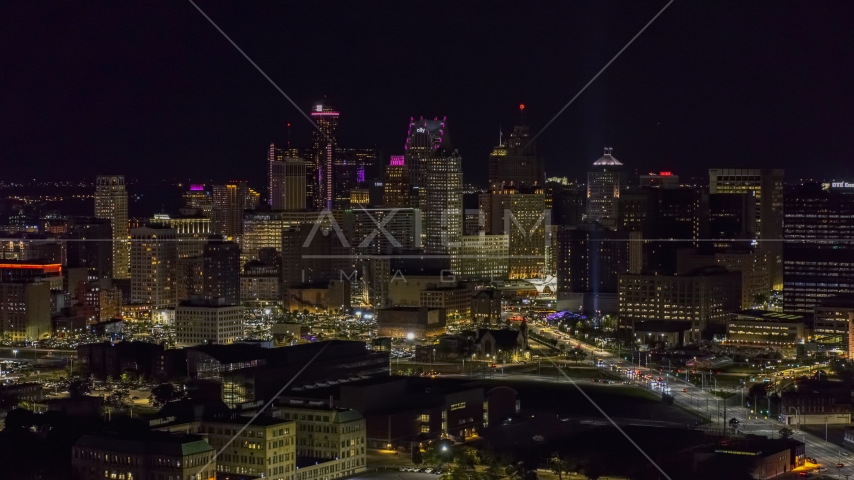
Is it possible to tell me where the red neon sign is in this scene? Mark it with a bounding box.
[0,264,62,274]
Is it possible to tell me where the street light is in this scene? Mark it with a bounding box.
[788,406,801,431]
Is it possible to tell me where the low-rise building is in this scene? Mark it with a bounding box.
[420,286,472,322]
[0,382,44,406]
[0,278,52,341]
[780,380,851,426]
[725,310,806,348]
[619,266,742,341]
[387,275,444,307]
[285,280,350,314]
[198,415,297,479]
[632,320,693,347]
[695,437,804,479]
[71,431,216,480]
[77,340,164,379]
[241,274,281,305]
[186,341,389,407]
[175,296,243,348]
[272,405,367,478]
[34,395,104,417]
[150,399,365,480]
[813,294,854,340]
[280,377,519,450]
[677,249,771,309]
[272,322,309,346]
[376,307,446,339]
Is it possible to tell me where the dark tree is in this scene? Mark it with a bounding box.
[746,384,767,407]
[149,383,183,407]
[3,408,34,432]
[68,380,91,399]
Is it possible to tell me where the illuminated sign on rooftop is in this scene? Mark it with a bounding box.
[823,181,854,189]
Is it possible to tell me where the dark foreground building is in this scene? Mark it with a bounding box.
[280,376,519,450]
[186,340,389,407]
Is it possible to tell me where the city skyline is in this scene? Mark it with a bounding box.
[3,2,854,186]
[4,4,854,480]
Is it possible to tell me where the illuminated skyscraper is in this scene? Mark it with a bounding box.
[709,168,784,288]
[782,182,854,313]
[586,148,626,228]
[617,186,709,275]
[203,239,240,305]
[270,157,307,211]
[130,226,177,309]
[449,232,509,281]
[404,116,449,212]
[347,207,421,255]
[335,147,378,209]
[482,184,546,279]
[212,181,250,239]
[150,213,211,258]
[349,188,371,206]
[269,144,310,209]
[556,223,631,314]
[65,217,113,279]
[383,155,411,207]
[403,116,460,254]
[488,105,544,190]
[94,175,129,279]
[182,185,213,217]
[424,153,463,254]
[241,210,309,259]
[310,100,340,210]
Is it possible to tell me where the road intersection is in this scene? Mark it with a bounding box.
[530,325,853,477]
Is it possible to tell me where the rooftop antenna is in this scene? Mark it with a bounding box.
[287,123,291,149]
[499,126,503,146]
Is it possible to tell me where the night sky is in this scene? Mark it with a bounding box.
[3,1,854,187]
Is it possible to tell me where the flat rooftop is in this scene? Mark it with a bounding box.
[732,309,806,322]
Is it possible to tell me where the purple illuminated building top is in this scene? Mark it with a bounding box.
[389,155,405,166]
[189,184,205,191]
[405,116,451,152]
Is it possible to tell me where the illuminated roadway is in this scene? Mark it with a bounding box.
[531,325,852,476]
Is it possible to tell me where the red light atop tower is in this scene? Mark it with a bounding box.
[519,104,525,111]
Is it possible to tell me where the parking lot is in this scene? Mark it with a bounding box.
[345,468,441,480]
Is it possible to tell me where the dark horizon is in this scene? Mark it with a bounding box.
[3,1,854,187]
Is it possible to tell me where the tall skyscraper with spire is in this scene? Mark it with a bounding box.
[403,116,462,254]
[310,100,340,210]
[404,116,449,212]
[94,175,129,279]
[488,104,545,190]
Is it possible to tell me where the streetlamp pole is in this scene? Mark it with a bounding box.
[788,407,800,430]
